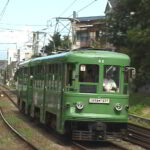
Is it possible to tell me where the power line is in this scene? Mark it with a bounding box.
[0,27,24,31]
[67,0,98,17]
[0,22,47,27]
[77,0,98,13]
[59,0,78,17]
[0,0,10,22]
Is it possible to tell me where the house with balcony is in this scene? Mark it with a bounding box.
[75,16,106,48]
[72,0,118,48]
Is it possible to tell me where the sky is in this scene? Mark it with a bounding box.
[0,0,108,59]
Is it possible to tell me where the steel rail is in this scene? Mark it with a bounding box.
[0,85,18,107]
[73,141,129,150]
[0,107,39,150]
[0,85,88,150]
[127,123,150,149]
[72,142,89,150]
[129,114,150,125]
[2,84,150,149]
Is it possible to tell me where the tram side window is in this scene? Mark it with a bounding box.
[66,64,75,86]
[51,65,54,89]
[58,64,62,91]
[37,65,43,88]
[18,68,21,77]
[48,64,52,89]
[103,65,120,93]
[18,68,22,84]
[30,67,33,76]
[23,68,28,85]
[29,67,34,86]
[79,64,99,83]
[55,64,59,91]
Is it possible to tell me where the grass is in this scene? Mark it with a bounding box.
[0,138,12,144]
[19,127,33,138]
[129,93,150,116]
[129,118,150,129]
[0,101,10,107]
[5,115,22,125]
[129,93,150,128]
[129,93,150,106]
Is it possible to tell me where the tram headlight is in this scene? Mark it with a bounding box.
[76,102,84,110]
[115,103,122,111]
[0,94,4,97]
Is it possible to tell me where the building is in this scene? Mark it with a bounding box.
[7,48,17,65]
[7,44,33,65]
[73,0,118,49]
[74,16,106,48]
[0,60,8,84]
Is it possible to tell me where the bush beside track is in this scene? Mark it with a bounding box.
[129,93,150,128]
[129,93,150,117]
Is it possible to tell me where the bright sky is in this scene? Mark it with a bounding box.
[0,0,108,59]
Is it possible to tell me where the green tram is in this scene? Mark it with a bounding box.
[16,48,135,141]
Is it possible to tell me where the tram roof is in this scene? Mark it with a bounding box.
[19,49,130,67]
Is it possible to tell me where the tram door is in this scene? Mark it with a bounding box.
[56,64,65,133]
[44,63,65,132]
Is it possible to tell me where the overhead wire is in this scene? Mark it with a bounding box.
[0,0,99,34]
[77,0,98,14]
[0,23,47,26]
[55,0,99,48]
[0,0,10,22]
[0,0,99,52]
[0,27,25,31]
[59,0,78,17]
[67,0,98,18]
[57,0,99,34]
[54,0,78,38]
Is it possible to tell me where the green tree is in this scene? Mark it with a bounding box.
[43,32,72,55]
[107,0,150,88]
[61,35,72,50]
[43,32,61,55]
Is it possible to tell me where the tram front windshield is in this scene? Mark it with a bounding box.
[103,65,120,93]
[79,64,99,83]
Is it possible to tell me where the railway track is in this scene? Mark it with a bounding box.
[129,114,150,126]
[127,123,150,149]
[0,84,18,107]
[73,141,130,150]
[0,84,148,150]
[0,107,39,150]
[0,85,41,150]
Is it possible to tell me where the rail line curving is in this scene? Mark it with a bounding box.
[0,107,39,150]
[0,84,149,150]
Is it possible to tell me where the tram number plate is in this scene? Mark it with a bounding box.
[89,98,110,104]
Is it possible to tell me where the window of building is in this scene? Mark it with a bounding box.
[77,31,88,41]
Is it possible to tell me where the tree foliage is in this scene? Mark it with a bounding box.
[107,0,150,88]
[42,32,71,55]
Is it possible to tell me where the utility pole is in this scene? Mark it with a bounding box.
[72,11,77,47]
[32,31,47,56]
[17,49,20,65]
[55,11,79,49]
[32,32,39,56]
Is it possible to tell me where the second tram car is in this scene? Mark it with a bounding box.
[16,48,135,141]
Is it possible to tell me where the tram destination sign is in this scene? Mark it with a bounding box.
[89,98,110,104]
